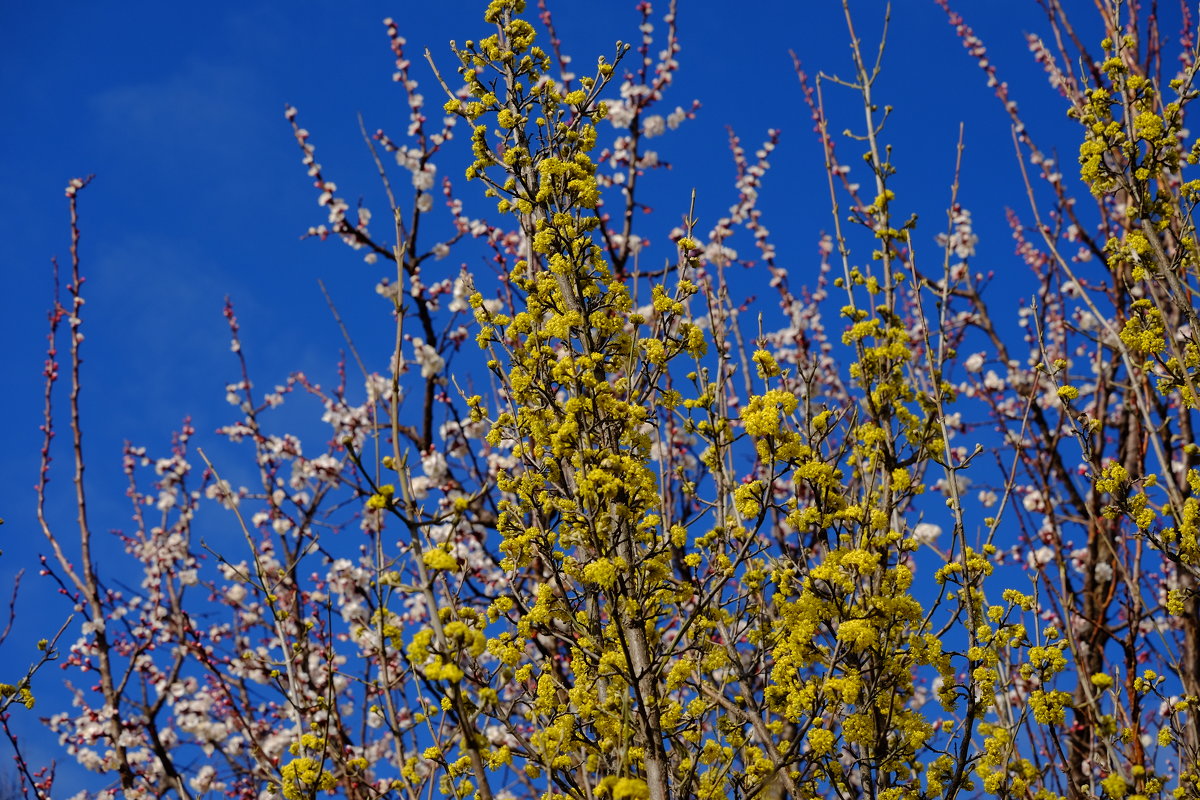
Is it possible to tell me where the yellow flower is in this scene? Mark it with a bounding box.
[366,484,395,510]
[423,549,458,571]
[280,757,336,800]
[807,728,836,755]
[1101,773,1128,798]
[752,349,781,378]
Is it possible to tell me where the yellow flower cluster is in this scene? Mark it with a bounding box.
[0,683,34,710]
[280,735,338,800]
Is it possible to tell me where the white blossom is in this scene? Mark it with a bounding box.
[642,115,666,138]
[1028,546,1055,567]
[412,337,445,378]
[913,523,942,545]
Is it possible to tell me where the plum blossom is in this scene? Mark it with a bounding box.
[422,449,449,484]
[1028,546,1056,567]
[913,523,942,545]
[642,114,666,138]
[412,337,445,378]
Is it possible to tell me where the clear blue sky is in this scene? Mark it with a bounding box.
[2,0,1103,791]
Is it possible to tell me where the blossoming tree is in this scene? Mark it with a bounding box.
[18,0,1200,799]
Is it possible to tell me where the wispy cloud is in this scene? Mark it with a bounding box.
[88,57,271,171]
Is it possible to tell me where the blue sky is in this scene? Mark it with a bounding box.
[2,0,1108,791]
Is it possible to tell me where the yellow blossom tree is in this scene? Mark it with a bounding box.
[24,1,1200,800]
